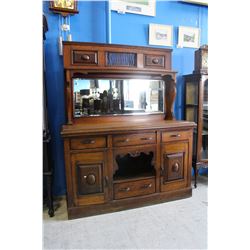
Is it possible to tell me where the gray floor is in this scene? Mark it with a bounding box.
[43,177,207,250]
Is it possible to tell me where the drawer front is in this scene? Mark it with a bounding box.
[113,133,156,147]
[72,50,98,65]
[70,136,106,150]
[144,54,165,68]
[114,178,155,200]
[162,130,191,142]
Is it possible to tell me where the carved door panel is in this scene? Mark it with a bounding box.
[161,142,189,192]
[71,151,108,206]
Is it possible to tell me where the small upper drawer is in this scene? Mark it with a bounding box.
[113,133,156,147]
[114,178,156,200]
[72,50,98,65]
[70,136,106,150]
[144,54,165,68]
[162,130,192,143]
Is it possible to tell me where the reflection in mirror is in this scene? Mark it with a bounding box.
[73,79,164,117]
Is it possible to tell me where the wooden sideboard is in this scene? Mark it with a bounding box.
[61,42,196,219]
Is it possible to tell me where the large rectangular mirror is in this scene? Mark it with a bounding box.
[73,78,164,117]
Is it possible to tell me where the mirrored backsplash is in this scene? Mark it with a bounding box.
[73,79,164,117]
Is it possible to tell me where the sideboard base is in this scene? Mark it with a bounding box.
[67,187,192,219]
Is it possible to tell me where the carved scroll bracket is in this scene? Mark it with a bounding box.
[163,74,176,120]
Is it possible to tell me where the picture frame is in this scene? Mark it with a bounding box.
[49,0,79,16]
[149,24,173,47]
[110,0,156,17]
[178,26,200,48]
[180,0,208,6]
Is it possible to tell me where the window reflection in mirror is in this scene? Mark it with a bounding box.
[73,79,164,117]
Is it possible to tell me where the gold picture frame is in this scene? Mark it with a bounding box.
[49,0,79,16]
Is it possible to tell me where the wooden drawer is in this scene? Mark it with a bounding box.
[70,136,106,150]
[144,54,165,68]
[72,50,98,65]
[162,130,191,142]
[114,178,155,200]
[113,133,156,147]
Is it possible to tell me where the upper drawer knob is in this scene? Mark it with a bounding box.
[117,138,129,143]
[119,187,130,192]
[141,183,152,189]
[81,139,95,144]
[172,162,179,172]
[152,58,159,64]
[140,137,153,141]
[81,54,90,60]
[170,134,181,138]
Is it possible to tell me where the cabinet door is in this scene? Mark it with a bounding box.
[71,151,108,206]
[161,142,189,192]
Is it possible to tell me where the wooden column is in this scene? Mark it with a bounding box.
[163,75,176,120]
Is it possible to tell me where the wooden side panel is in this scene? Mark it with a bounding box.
[63,139,74,207]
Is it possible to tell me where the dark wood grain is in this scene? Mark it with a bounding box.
[61,42,196,219]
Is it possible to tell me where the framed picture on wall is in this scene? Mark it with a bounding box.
[178,26,200,48]
[149,24,173,47]
[110,0,156,17]
[180,0,208,6]
[49,0,79,16]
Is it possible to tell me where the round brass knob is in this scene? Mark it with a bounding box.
[152,58,159,64]
[81,55,90,60]
[172,162,179,172]
[85,174,96,185]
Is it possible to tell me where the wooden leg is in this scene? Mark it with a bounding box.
[193,164,197,188]
[48,173,54,217]
[45,172,54,217]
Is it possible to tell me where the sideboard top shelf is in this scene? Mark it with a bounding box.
[63,41,174,73]
[61,120,196,137]
[63,41,173,52]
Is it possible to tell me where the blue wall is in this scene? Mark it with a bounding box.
[43,0,208,195]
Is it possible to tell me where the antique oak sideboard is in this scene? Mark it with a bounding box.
[61,42,196,219]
